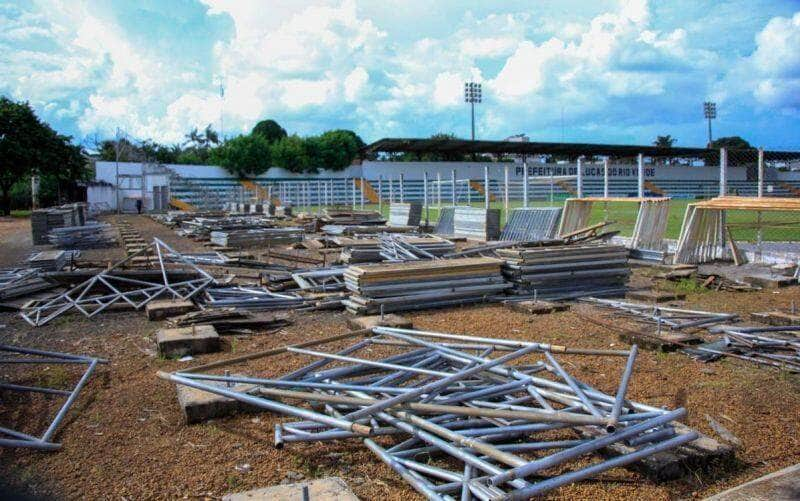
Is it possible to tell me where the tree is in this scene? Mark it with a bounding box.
[315,129,362,171]
[0,97,84,215]
[710,136,752,150]
[211,134,271,178]
[271,135,314,173]
[653,135,676,148]
[252,119,287,143]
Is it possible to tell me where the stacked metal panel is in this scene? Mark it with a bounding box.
[48,223,118,248]
[453,207,501,240]
[209,227,304,247]
[339,235,456,263]
[498,243,630,300]
[342,257,509,314]
[321,209,385,225]
[388,202,422,227]
[499,207,563,242]
[25,250,68,271]
[31,206,83,245]
[434,207,456,235]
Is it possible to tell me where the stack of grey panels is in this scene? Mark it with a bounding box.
[209,227,304,247]
[203,287,306,311]
[48,223,117,249]
[499,207,562,242]
[498,243,630,300]
[31,206,82,245]
[340,235,456,263]
[434,207,456,235]
[25,250,67,271]
[453,207,501,240]
[388,203,422,227]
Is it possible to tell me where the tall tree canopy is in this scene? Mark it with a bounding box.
[710,136,752,150]
[252,119,288,143]
[653,135,676,148]
[0,96,86,214]
[209,134,272,178]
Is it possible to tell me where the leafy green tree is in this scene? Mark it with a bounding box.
[710,136,752,150]
[653,135,676,148]
[252,119,287,143]
[212,134,271,178]
[315,129,362,171]
[271,135,314,173]
[0,96,87,214]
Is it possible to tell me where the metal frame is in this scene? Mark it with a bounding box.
[583,297,737,330]
[0,344,107,450]
[20,238,214,326]
[161,327,697,499]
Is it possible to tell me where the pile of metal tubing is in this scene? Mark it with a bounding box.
[583,298,738,330]
[203,286,307,311]
[342,257,510,314]
[1,344,107,450]
[339,234,455,263]
[498,243,630,301]
[209,227,304,247]
[161,327,697,499]
[692,325,800,371]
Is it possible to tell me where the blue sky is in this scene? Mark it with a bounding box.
[1,0,799,149]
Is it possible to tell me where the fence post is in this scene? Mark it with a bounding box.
[436,172,441,207]
[484,165,490,210]
[451,169,456,206]
[603,157,610,198]
[423,171,429,225]
[378,175,383,214]
[637,153,644,198]
[504,164,509,223]
[399,173,404,203]
[757,148,764,198]
[360,177,364,209]
[576,157,583,199]
[719,148,727,197]
[351,177,356,209]
[523,158,529,208]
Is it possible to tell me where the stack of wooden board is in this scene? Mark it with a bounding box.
[338,235,455,263]
[321,209,385,225]
[209,227,304,247]
[498,243,630,300]
[342,257,509,314]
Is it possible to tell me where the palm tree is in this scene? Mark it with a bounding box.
[654,135,676,148]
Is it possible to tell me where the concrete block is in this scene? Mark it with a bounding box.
[505,300,570,315]
[146,299,196,320]
[347,314,412,330]
[750,311,800,326]
[223,477,359,501]
[157,325,219,358]
[176,377,259,424]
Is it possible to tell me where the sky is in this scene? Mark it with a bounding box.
[1,0,799,150]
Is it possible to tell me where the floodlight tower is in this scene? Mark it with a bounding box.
[464,82,482,141]
[703,101,716,145]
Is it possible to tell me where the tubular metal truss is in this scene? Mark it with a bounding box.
[583,297,737,330]
[0,344,107,450]
[162,327,697,499]
[291,267,347,291]
[20,238,214,326]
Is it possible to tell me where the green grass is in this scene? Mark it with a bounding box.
[9,210,31,217]
[303,199,800,241]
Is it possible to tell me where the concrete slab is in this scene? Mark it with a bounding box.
[157,325,220,358]
[347,314,412,330]
[626,290,686,303]
[176,377,260,424]
[750,311,800,327]
[146,299,196,321]
[223,477,359,501]
[505,300,570,315]
[705,463,800,500]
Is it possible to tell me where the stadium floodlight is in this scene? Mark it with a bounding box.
[464,82,482,140]
[703,101,716,145]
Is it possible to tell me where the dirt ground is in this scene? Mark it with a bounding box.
[1,215,799,500]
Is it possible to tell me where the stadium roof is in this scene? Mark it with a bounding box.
[364,137,799,160]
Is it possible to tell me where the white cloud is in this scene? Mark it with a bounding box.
[344,67,369,101]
